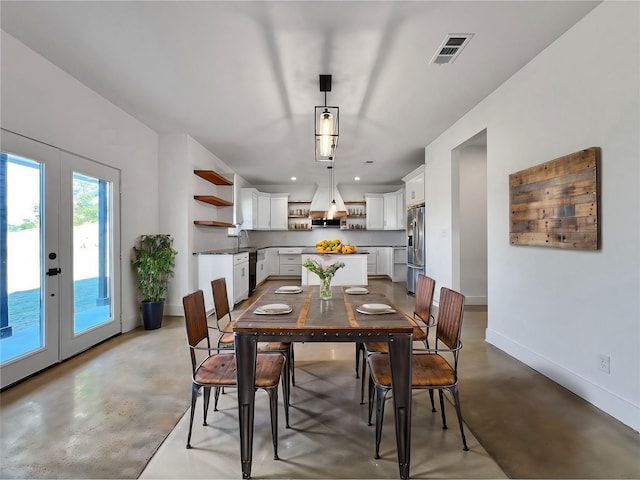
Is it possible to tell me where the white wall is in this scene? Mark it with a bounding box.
[1,31,159,332]
[424,2,639,430]
[159,133,241,315]
[456,142,488,304]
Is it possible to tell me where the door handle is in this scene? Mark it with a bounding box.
[46,267,62,276]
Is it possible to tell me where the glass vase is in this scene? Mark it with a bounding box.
[319,276,332,300]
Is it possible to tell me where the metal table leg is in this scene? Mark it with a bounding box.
[388,333,413,480]
[235,333,257,479]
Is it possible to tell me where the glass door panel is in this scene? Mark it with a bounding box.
[59,151,120,360]
[1,153,44,361]
[72,173,112,335]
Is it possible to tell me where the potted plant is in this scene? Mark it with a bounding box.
[131,234,178,330]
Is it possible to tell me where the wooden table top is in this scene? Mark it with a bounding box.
[233,285,417,336]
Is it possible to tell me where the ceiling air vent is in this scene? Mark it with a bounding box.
[430,33,473,65]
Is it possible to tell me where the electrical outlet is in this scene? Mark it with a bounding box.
[598,354,610,374]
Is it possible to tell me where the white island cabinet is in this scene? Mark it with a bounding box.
[301,253,368,286]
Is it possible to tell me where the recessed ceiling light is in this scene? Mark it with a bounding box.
[290,177,297,181]
[354,176,360,181]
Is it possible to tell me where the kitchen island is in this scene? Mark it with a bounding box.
[301,252,368,286]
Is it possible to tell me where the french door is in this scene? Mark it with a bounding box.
[1,130,121,388]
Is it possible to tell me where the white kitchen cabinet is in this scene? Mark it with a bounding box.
[197,252,248,313]
[365,194,384,230]
[382,189,404,230]
[270,195,289,230]
[395,189,405,230]
[383,193,396,230]
[392,246,407,282]
[241,188,289,230]
[365,247,378,275]
[233,253,249,304]
[403,165,425,207]
[377,247,393,277]
[256,193,271,229]
[265,248,279,276]
[256,249,267,285]
[278,248,302,276]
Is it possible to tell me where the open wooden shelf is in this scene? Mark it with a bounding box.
[194,220,235,228]
[194,195,233,207]
[194,170,233,186]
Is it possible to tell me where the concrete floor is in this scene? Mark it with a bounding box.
[1,279,638,479]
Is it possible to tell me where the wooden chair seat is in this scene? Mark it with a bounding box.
[367,353,455,388]
[195,353,285,388]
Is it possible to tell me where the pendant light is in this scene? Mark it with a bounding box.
[327,165,337,220]
[315,75,339,162]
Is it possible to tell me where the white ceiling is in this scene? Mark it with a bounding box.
[1,1,599,187]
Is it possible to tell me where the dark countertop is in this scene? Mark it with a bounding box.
[194,248,258,255]
[194,245,406,255]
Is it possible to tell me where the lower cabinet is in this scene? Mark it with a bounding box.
[278,248,302,276]
[233,254,249,305]
[256,249,267,285]
[377,247,392,277]
[197,252,249,313]
[365,247,378,275]
[392,246,407,282]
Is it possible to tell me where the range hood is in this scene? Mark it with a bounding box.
[309,185,347,219]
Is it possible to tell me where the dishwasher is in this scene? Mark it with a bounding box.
[248,250,257,296]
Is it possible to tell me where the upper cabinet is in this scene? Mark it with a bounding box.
[270,195,289,230]
[193,170,234,227]
[367,191,404,230]
[365,194,384,230]
[402,165,425,207]
[383,189,405,230]
[241,188,289,230]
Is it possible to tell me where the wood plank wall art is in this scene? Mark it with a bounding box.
[509,147,600,250]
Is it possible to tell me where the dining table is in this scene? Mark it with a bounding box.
[233,284,417,479]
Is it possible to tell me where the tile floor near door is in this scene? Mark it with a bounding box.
[1,279,639,479]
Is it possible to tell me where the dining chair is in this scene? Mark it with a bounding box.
[182,289,288,458]
[366,286,469,458]
[357,274,436,406]
[211,277,293,426]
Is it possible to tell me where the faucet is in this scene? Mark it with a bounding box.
[237,229,249,250]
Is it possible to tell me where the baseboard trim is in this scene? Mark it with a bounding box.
[486,328,639,432]
[464,295,487,305]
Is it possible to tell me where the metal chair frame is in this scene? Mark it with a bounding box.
[182,290,288,458]
[366,286,469,458]
[211,278,293,427]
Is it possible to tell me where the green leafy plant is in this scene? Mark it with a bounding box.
[303,258,345,280]
[131,234,178,302]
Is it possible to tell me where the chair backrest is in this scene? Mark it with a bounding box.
[182,290,211,371]
[435,287,465,351]
[414,274,436,325]
[211,277,231,327]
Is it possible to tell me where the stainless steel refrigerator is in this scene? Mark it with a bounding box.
[406,205,425,294]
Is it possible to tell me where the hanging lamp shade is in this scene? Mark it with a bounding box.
[315,74,339,162]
